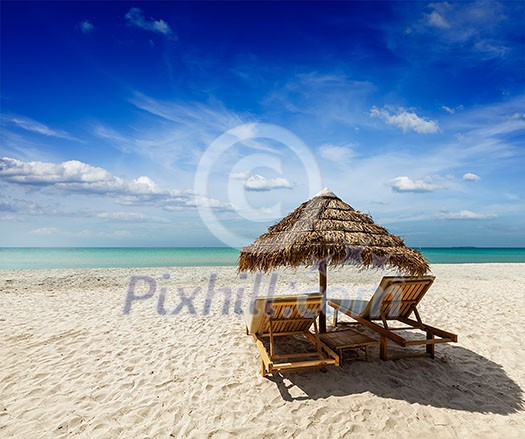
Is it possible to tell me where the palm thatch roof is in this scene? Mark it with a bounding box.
[239,188,429,276]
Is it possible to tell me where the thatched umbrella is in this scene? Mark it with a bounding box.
[239,188,429,333]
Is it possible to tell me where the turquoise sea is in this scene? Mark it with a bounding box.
[1,247,525,270]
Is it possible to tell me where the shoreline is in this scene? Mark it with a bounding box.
[2,261,525,273]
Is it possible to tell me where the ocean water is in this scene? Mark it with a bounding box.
[0,247,239,270]
[0,247,524,270]
[416,247,525,264]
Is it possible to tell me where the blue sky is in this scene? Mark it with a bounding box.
[1,1,524,247]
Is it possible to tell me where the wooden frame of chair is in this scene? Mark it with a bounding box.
[329,276,457,361]
[246,295,339,376]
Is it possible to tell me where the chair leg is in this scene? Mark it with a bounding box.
[332,309,338,327]
[426,332,435,359]
[313,320,322,355]
[261,360,267,377]
[269,321,275,358]
[380,336,388,361]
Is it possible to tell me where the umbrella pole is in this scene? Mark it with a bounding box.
[319,260,327,333]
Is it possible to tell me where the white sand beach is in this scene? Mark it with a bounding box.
[1,264,524,438]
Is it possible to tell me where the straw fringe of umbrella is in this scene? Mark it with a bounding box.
[238,190,429,276]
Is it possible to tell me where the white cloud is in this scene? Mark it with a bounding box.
[388,176,442,193]
[125,8,173,36]
[96,212,147,221]
[30,227,60,235]
[230,172,251,180]
[440,104,464,114]
[0,195,45,215]
[184,195,233,209]
[123,93,246,168]
[92,124,134,153]
[0,157,131,190]
[130,93,242,131]
[473,40,509,59]
[28,227,134,239]
[230,172,294,191]
[2,115,78,140]
[437,210,496,220]
[263,73,375,127]
[370,106,439,133]
[0,157,229,210]
[463,172,481,181]
[245,175,294,191]
[425,10,450,29]
[416,2,510,60]
[0,214,20,222]
[0,193,172,223]
[318,144,355,162]
[0,197,22,213]
[79,20,94,33]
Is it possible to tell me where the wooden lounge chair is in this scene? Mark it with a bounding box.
[245,293,339,376]
[329,276,457,360]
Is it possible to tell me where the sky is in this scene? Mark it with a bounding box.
[1,1,524,248]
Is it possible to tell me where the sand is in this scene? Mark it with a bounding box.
[0,264,524,438]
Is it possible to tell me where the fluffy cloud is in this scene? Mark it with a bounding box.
[230,172,294,191]
[0,157,228,210]
[388,176,442,193]
[79,20,94,33]
[0,157,154,194]
[230,172,251,180]
[125,8,173,36]
[437,210,496,220]
[463,173,481,182]
[370,107,439,133]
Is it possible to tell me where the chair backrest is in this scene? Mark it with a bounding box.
[361,276,435,320]
[245,293,323,335]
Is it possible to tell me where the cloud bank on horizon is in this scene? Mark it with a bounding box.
[1,1,524,247]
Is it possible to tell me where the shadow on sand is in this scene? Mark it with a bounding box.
[268,344,524,414]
